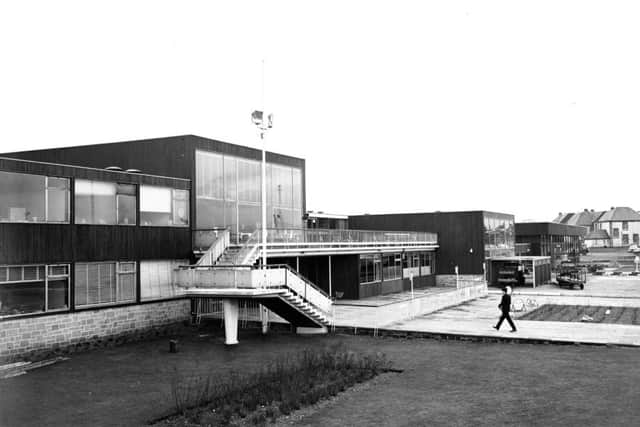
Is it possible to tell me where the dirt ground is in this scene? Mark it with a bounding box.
[1,325,640,427]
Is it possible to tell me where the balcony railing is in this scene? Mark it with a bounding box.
[259,228,437,246]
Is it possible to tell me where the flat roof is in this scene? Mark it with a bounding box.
[490,256,551,261]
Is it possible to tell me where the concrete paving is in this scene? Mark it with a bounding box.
[331,275,640,347]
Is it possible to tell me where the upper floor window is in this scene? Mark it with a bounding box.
[140,185,189,227]
[75,180,136,225]
[613,228,620,238]
[623,221,629,231]
[0,171,69,223]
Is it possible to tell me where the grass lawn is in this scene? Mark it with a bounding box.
[521,304,640,325]
[1,325,639,426]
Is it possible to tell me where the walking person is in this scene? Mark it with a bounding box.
[493,287,517,332]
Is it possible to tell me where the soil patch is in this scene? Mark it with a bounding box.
[520,304,640,325]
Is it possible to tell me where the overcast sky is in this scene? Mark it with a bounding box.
[1,1,639,221]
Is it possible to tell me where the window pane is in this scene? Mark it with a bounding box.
[140,260,188,300]
[238,204,261,236]
[0,281,45,315]
[224,156,237,201]
[196,151,223,199]
[140,186,171,225]
[173,190,189,226]
[238,160,261,203]
[47,177,69,222]
[196,198,224,229]
[75,180,117,224]
[292,168,302,209]
[0,171,46,222]
[47,278,69,310]
[117,194,136,225]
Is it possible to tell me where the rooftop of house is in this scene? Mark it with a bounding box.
[597,207,640,222]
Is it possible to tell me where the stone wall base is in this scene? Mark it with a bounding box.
[0,299,191,363]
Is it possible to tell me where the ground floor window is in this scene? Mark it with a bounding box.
[382,254,402,281]
[419,252,435,276]
[140,259,189,300]
[0,264,70,317]
[74,261,136,308]
[359,254,381,284]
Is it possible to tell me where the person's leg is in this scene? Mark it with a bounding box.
[495,313,505,329]
[506,313,517,331]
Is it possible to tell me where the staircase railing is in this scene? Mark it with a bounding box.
[230,229,261,265]
[264,264,332,316]
[195,228,230,266]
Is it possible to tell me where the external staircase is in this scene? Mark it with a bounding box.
[176,229,332,342]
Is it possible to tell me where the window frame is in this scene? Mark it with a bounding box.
[74,261,137,309]
[139,185,190,227]
[0,171,70,224]
[0,263,70,318]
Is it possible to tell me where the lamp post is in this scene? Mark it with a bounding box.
[251,109,272,279]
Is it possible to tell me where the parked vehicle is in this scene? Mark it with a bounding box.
[556,262,586,290]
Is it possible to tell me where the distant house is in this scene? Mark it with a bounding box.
[594,207,640,247]
[554,209,603,232]
[584,229,612,248]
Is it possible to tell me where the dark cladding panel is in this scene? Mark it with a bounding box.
[349,211,486,275]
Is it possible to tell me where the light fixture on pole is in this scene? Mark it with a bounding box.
[251,109,273,282]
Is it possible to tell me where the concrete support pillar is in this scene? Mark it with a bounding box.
[261,305,269,334]
[223,299,239,345]
[328,255,332,298]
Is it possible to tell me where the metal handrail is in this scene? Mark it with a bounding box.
[264,263,332,300]
[195,228,230,266]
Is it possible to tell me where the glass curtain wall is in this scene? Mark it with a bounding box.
[196,150,303,241]
[483,214,515,258]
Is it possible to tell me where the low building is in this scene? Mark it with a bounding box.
[515,222,587,268]
[349,210,515,285]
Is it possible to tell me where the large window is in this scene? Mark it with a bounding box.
[382,254,402,281]
[0,171,69,223]
[140,185,189,227]
[483,214,515,257]
[0,264,69,317]
[140,259,188,300]
[195,150,303,238]
[622,234,629,245]
[75,180,136,225]
[359,254,381,284]
[74,261,136,308]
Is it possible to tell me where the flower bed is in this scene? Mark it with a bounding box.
[153,345,393,426]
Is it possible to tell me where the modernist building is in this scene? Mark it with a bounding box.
[515,222,587,267]
[0,135,438,358]
[349,211,516,283]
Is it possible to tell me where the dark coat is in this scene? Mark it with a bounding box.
[498,294,511,313]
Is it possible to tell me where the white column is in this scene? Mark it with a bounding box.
[261,305,269,334]
[223,299,239,345]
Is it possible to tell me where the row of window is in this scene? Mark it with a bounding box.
[195,150,304,235]
[0,260,187,318]
[359,252,435,284]
[0,170,189,226]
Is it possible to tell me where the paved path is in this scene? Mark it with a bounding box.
[331,277,640,346]
[384,294,640,346]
